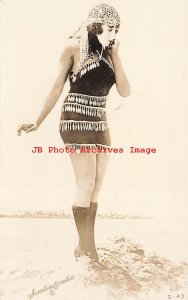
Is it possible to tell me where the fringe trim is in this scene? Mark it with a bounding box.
[80,60,100,77]
[62,103,106,117]
[69,55,114,84]
[59,120,109,132]
[69,60,100,83]
[64,143,111,150]
[66,93,107,107]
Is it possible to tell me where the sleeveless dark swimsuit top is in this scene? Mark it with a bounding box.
[68,51,116,96]
[60,50,115,149]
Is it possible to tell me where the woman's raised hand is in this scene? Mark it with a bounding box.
[17,123,39,136]
[106,39,120,56]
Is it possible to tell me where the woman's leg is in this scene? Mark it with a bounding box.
[69,151,110,268]
[69,152,96,207]
[69,152,98,259]
[86,152,111,266]
[90,152,111,203]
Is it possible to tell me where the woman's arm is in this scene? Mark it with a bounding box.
[17,41,74,135]
[35,42,73,127]
[108,40,131,97]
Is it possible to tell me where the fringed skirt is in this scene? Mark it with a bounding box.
[59,93,111,152]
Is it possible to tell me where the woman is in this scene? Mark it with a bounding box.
[17,3,131,269]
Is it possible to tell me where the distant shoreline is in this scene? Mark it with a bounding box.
[0,214,155,220]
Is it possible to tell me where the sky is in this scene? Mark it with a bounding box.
[1,0,187,219]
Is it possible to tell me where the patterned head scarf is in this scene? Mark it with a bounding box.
[87,3,120,26]
[70,3,120,69]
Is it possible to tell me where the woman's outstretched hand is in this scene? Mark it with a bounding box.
[17,123,39,136]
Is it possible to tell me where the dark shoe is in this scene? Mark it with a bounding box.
[86,202,99,261]
[72,204,108,268]
[72,204,99,260]
[72,206,90,256]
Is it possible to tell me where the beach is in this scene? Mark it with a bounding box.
[0,217,187,300]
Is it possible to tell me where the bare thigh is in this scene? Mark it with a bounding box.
[90,152,111,203]
[68,152,97,207]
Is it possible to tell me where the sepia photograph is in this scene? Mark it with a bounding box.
[1,0,188,299]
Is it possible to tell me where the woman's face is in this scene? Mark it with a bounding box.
[97,23,119,48]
